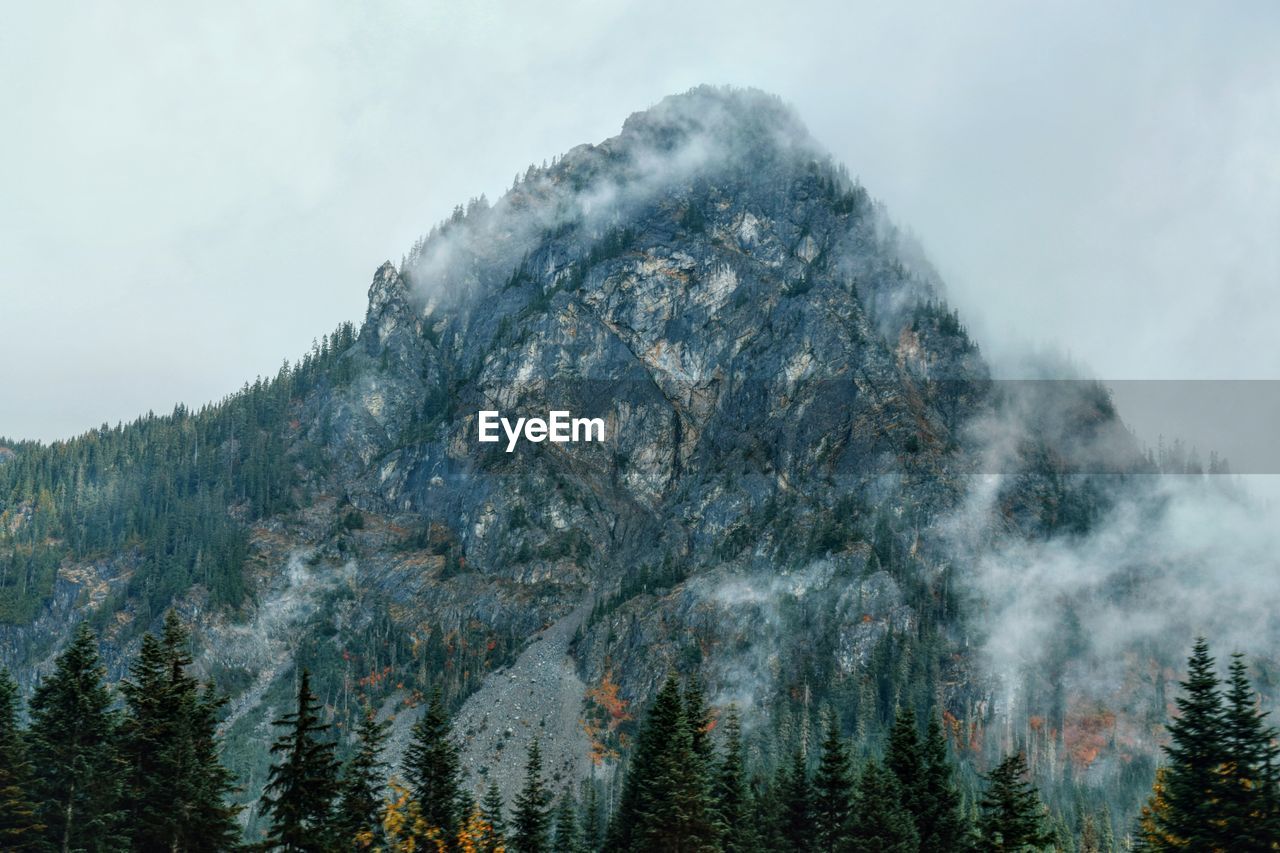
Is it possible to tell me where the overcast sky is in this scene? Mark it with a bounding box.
[2,0,1277,442]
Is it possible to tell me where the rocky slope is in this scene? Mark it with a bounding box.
[1,86,1169,827]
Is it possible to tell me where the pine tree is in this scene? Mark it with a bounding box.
[978,751,1050,853]
[919,715,969,851]
[1219,653,1279,850]
[28,622,127,852]
[261,668,341,851]
[511,740,550,853]
[885,708,924,824]
[553,793,582,852]
[404,688,464,840]
[479,781,507,852]
[812,716,853,852]
[581,781,602,853]
[120,610,240,852]
[714,708,756,853]
[850,760,919,853]
[336,707,391,850]
[0,668,42,849]
[609,674,716,852]
[778,747,813,850]
[1153,638,1230,849]
[1098,803,1116,853]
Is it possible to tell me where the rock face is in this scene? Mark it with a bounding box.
[0,86,1146,821]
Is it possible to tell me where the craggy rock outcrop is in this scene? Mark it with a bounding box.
[1,87,1145,820]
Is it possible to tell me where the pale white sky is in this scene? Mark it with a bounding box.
[2,0,1277,441]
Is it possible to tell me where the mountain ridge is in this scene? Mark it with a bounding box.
[0,85,1162,833]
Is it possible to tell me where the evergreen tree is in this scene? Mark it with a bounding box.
[120,610,240,852]
[778,748,813,850]
[918,715,969,851]
[884,708,924,824]
[978,751,1050,853]
[714,709,756,853]
[336,707,391,850]
[0,668,42,849]
[608,674,716,852]
[1219,653,1279,850]
[850,760,919,853]
[812,716,853,852]
[404,688,464,840]
[581,781,602,853]
[553,793,582,852]
[261,669,341,852]
[479,781,507,852]
[28,622,127,852]
[1153,638,1230,850]
[511,740,551,853]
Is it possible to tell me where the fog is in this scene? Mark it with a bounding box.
[2,0,1277,441]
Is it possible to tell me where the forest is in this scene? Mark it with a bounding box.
[1,612,1275,851]
[0,323,357,626]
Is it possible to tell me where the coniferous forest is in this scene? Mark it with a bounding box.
[1,612,1275,851]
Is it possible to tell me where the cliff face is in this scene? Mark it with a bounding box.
[0,87,1147,821]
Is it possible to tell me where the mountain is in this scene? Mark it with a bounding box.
[0,86,1188,835]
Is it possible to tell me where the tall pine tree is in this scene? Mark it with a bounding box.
[336,706,391,850]
[812,715,853,852]
[0,668,42,849]
[1219,653,1279,850]
[850,760,919,853]
[403,688,464,840]
[884,708,924,826]
[918,715,970,851]
[1153,638,1231,850]
[713,708,756,853]
[511,739,550,853]
[608,674,716,852]
[119,610,240,852]
[553,793,582,852]
[978,751,1050,853]
[261,668,341,852]
[28,622,127,853]
[778,747,813,850]
[479,781,507,852]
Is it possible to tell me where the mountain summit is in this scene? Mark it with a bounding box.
[0,87,1146,830]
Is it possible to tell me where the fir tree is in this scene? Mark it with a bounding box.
[978,751,1050,853]
[336,707,391,850]
[581,781,602,853]
[119,610,240,852]
[553,793,582,852]
[0,668,42,849]
[850,760,919,853]
[609,674,716,852]
[261,669,341,852]
[713,708,756,853]
[884,708,924,824]
[28,622,127,852]
[1219,653,1279,850]
[918,715,970,851]
[479,781,507,852]
[1154,638,1230,849]
[812,715,853,852]
[404,688,464,840]
[511,740,551,853]
[778,747,813,850]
